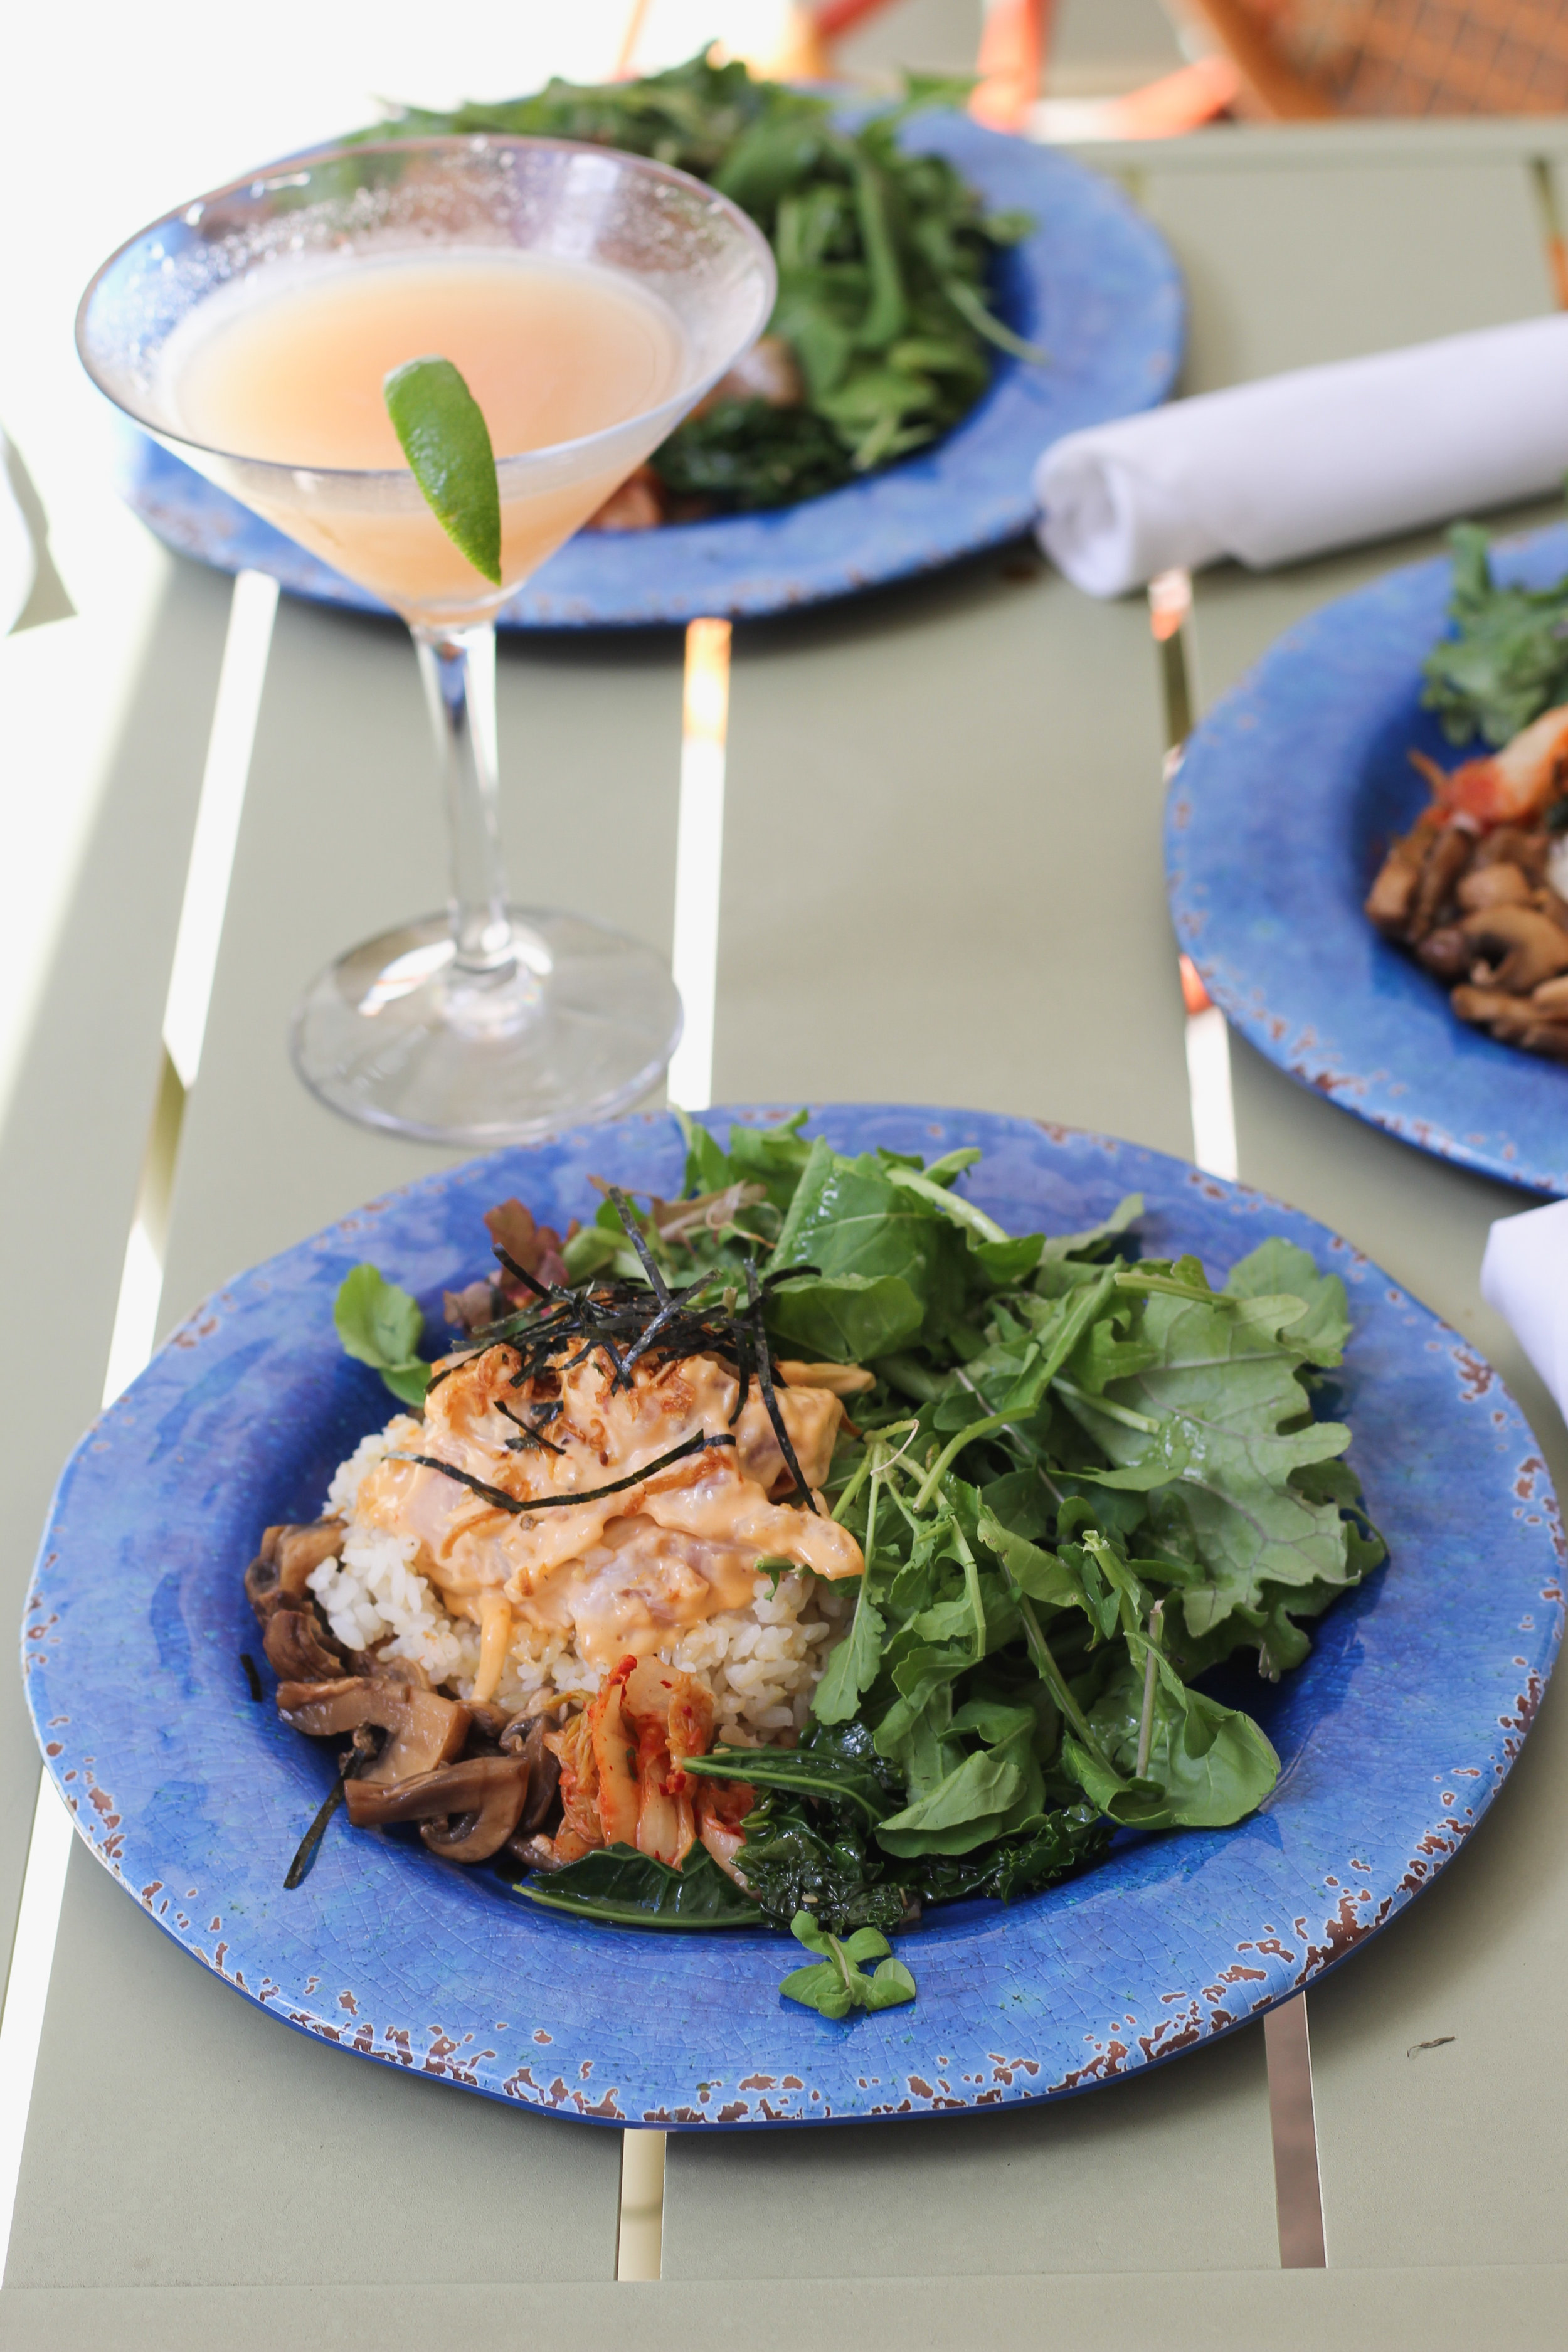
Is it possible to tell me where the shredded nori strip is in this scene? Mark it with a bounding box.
[240,1651,263,1702]
[413,1216,827,1504]
[393,1428,738,1515]
[283,1727,379,1890]
[495,1397,565,1455]
[745,1258,819,1513]
[490,1242,558,1304]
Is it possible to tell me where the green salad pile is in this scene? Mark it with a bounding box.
[357,53,1036,511]
[1423,511,1568,746]
[344,1115,1383,2016]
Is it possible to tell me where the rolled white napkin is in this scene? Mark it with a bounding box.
[1481,1196,1568,1421]
[1034,313,1568,598]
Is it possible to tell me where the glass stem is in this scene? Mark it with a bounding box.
[413,620,514,977]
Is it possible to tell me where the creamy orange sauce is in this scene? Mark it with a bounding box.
[354,1343,864,1673]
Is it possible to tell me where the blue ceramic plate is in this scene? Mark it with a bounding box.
[23,1106,1562,2128]
[109,118,1182,628]
[1168,524,1568,1197]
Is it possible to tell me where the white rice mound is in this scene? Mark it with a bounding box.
[307,1420,853,1746]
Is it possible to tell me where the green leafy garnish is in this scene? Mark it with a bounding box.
[334,1264,429,1407]
[1422,517,1568,746]
[383,356,502,585]
[778,1911,916,2020]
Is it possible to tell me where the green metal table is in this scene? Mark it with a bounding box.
[2,110,1565,2348]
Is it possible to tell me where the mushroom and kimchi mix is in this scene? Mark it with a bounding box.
[1369,516,1568,1060]
[248,1115,1383,2016]
[1365,699,1568,1058]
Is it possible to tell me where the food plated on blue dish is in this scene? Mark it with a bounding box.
[1169,520,1568,1195]
[24,1108,1561,2122]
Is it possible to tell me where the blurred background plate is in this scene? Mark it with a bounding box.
[1167,524,1568,1198]
[24,1105,1561,2129]
[107,116,1182,627]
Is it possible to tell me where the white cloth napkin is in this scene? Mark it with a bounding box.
[1034,313,1568,598]
[1481,1196,1568,1420]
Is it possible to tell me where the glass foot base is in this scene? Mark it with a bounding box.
[290,908,682,1147]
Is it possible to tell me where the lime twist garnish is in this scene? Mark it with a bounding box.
[383,356,502,586]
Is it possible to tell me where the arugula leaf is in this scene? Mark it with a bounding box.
[875,1744,1022,1855]
[383,357,501,586]
[778,1912,916,2019]
[768,1147,967,1357]
[1065,1646,1279,1830]
[769,1270,925,1360]
[675,1105,734,1197]
[1421,519,1568,747]
[1224,1237,1350,1366]
[334,1264,430,1407]
[722,1110,815,1212]
[1038,1192,1144,1268]
[812,1579,887,1724]
[514,1843,757,1928]
[1056,1282,1359,1635]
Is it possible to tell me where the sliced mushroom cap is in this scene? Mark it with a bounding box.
[1473,824,1549,879]
[509,1831,568,1872]
[263,1606,344,1684]
[1451,984,1534,1029]
[1365,849,1419,934]
[344,1755,531,1862]
[465,1700,514,1744]
[500,1715,563,1838]
[1415,925,1470,982]
[247,1520,344,1622]
[1456,861,1530,913]
[1410,825,1475,940]
[277,1675,470,1782]
[278,1520,345,1597]
[1461,903,1568,993]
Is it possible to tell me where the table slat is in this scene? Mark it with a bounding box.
[716,550,1192,1155]
[1,556,227,1978]
[4,2256,1565,2352]
[665,2023,1276,2279]
[1140,158,1554,391]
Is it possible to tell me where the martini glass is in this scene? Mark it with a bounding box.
[77,139,775,1143]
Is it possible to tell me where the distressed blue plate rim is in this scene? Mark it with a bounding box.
[23,1105,1563,2127]
[107,117,1184,629]
[1167,522,1568,1197]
